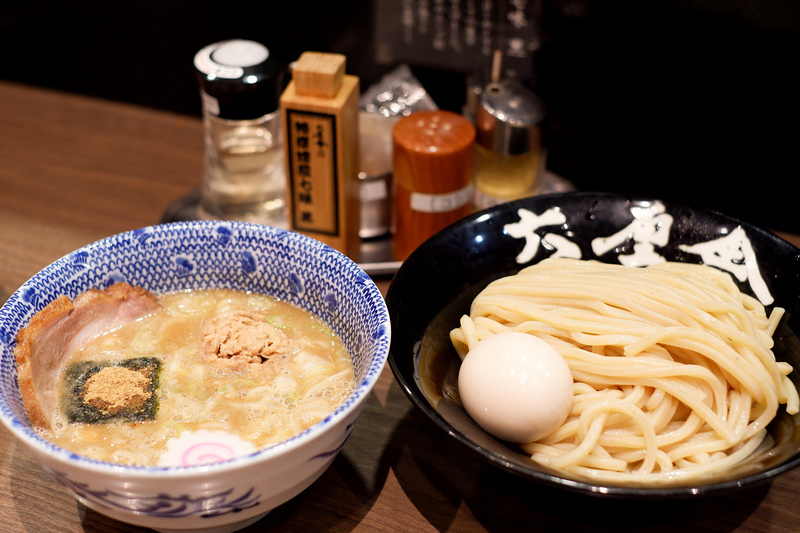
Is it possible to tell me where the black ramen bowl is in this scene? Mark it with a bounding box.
[386,191,800,498]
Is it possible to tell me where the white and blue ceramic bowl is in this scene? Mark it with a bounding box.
[0,221,390,532]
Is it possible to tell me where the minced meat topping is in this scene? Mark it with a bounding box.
[202,311,294,369]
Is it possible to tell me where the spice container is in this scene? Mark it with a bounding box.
[392,110,475,261]
[473,79,545,210]
[194,39,287,225]
[357,63,438,242]
[358,112,397,239]
[280,52,361,257]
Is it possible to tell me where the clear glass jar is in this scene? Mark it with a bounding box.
[201,109,285,224]
[194,39,287,226]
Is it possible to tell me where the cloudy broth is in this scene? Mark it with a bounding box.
[40,289,355,466]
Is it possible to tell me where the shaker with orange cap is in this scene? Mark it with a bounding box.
[392,110,476,261]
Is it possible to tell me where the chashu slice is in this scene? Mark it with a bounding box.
[14,282,161,430]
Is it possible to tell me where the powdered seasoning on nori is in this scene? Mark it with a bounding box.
[63,357,161,424]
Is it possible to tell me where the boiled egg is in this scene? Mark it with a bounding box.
[458,332,573,443]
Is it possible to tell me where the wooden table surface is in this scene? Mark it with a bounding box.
[2,80,800,532]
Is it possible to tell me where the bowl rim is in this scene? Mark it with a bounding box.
[387,190,800,498]
[0,220,391,476]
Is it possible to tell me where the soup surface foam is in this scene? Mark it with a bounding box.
[41,289,355,466]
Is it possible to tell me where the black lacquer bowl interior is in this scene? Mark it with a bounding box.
[386,191,800,498]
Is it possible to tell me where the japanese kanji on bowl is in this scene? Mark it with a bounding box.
[386,191,800,499]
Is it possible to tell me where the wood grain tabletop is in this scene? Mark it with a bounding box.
[1,81,799,533]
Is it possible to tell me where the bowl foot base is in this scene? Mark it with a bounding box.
[151,511,271,533]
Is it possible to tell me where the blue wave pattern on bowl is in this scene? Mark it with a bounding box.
[53,474,261,519]
[0,220,391,519]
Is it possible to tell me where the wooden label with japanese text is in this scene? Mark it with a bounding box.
[285,110,339,235]
[280,56,360,257]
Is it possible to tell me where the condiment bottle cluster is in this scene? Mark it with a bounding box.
[193,41,545,262]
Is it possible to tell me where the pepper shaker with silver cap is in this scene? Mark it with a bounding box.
[194,39,288,226]
[473,79,545,210]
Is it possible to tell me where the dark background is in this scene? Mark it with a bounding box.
[2,1,798,232]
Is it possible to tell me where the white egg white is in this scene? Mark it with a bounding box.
[458,332,573,443]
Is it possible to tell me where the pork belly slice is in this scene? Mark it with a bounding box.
[14,282,161,430]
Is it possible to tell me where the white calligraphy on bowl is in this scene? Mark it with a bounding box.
[591,201,673,267]
[505,207,571,263]
[679,226,773,305]
[504,201,773,305]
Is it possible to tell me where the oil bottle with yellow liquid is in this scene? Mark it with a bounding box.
[473,79,545,210]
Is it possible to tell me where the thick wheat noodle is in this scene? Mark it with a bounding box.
[449,258,800,484]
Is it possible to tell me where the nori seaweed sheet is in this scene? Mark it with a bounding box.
[62,357,161,424]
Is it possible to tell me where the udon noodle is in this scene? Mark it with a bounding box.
[450,258,799,483]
